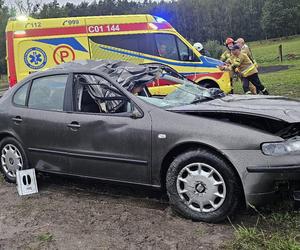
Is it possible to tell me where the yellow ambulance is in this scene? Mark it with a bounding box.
[6,14,231,94]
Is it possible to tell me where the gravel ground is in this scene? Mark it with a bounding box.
[0,174,235,250]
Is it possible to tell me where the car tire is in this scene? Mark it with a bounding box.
[0,137,28,183]
[166,149,240,223]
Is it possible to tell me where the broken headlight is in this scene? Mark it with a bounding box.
[262,137,300,156]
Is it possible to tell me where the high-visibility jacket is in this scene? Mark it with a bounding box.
[241,44,258,68]
[229,53,258,77]
[220,50,231,63]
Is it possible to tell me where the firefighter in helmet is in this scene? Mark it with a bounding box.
[193,42,211,57]
[220,37,235,63]
[220,44,269,95]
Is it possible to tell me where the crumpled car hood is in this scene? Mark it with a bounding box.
[168,95,300,123]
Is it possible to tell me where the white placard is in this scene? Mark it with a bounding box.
[16,169,38,196]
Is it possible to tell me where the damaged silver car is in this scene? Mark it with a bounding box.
[0,60,299,222]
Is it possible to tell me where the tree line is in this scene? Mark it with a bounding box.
[1,0,300,74]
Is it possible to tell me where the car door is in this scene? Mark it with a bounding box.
[63,73,152,184]
[10,74,72,173]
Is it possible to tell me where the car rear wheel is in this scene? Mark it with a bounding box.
[0,137,28,183]
[166,149,240,223]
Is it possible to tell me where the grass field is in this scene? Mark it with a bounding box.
[234,35,300,97]
[227,201,300,250]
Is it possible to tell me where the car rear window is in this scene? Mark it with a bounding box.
[28,75,68,111]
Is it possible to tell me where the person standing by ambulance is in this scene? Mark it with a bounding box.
[236,38,257,67]
[220,38,236,88]
[219,45,269,95]
[193,42,211,57]
[236,38,257,94]
[220,38,235,63]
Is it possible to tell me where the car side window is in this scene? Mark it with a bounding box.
[13,81,29,106]
[74,74,133,114]
[176,38,199,62]
[28,75,68,111]
[177,38,190,61]
[155,34,179,61]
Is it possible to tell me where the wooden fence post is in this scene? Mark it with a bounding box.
[278,44,283,62]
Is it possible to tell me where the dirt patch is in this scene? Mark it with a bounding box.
[0,175,234,250]
[259,65,292,74]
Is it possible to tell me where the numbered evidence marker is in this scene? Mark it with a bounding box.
[16,169,38,196]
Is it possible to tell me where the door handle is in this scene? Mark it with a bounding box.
[67,121,81,130]
[12,116,23,123]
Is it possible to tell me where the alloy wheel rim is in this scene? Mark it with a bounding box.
[176,162,226,213]
[1,144,23,178]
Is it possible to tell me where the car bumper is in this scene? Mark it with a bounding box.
[247,164,300,173]
[223,150,300,207]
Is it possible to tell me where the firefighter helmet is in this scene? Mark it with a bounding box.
[225,37,234,45]
[193,42,204,52]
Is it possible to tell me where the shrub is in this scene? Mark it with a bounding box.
[204,40,224,59]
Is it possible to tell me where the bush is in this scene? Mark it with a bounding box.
[204,40,224,59]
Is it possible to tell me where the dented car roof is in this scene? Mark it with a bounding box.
[51,60,161,91]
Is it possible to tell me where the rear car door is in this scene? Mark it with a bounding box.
[63,74,152,184]
[10,74,72,173]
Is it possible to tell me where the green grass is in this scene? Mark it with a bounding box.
[229,225,300,250]
[37,232,53,243]
[250,36,300,65]
[234,36,300,98]
[227,202,300,250]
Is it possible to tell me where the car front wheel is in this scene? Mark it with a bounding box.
[0,137,28,183]
[166,149,240,223]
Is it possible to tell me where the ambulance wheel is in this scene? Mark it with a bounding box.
[0,137,28,183]
[199,81,219,89]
